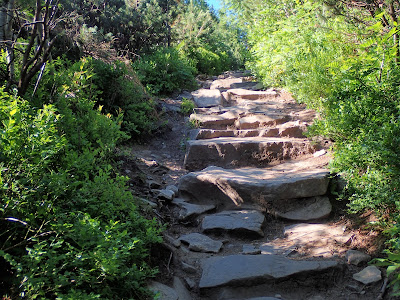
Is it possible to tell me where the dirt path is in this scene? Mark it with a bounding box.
[124,72,389,300]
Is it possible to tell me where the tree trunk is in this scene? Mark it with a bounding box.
[0,0,15,86]
[388,1,399,64]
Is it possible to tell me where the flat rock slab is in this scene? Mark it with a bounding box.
[192,89,223,107]
[201,210,265,237]
[172,198,215,220]
[199,254,338,289]
[242,244,262,255]
[283,223,353,257]
[189,111,238,129]
[274,196,332,221]
[353,266,381,284]
[210,77,243,90]
[194,129,236,139]
[235,114,289,129]
[179,166,330,208]
[230,81,259,90]
[227,89,278,101]
[346,250,371,266]
[193,129,274,140]
[179,233,223,253]
[183,137,314,171]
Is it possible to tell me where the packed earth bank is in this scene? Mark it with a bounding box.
[126,71,387,300]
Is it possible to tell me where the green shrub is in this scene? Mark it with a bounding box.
[190,46,232,75]
[0,84,161,299]
[133,47,197,95]
[34,57,157,139]
[88,59,157,137]
[180,97,196,115]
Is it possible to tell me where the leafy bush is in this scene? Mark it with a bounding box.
[34,57,157,139]
[0,80,161,299]
[180,97,196,115]
[190,46,232,75]
[133,47,197,95]
[88,59,157,137]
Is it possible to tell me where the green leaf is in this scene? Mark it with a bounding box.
[387,265,400,276]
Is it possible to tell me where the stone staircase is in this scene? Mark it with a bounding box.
[151,72,382,300]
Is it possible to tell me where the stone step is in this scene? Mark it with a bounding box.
[172,198,216,220]
[189,111,239,129]
[235,114,290,129]
[273,196,332,221]
[201,210,265,237]
[210,77,243,90]
[191,89,223,108]
[178,164,330,209]
[178,233,223,253]
[183,137,314,171]
[199,254,338,290]
[210,79,260,91]
[190,110,291,130]
[226,88,278,102]
[191,121,309,140]
[282,223,352,257]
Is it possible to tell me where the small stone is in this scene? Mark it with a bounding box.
[139,197,158,208]
[166,185,179,196]
[185,278,196,290]
[158,189,175,201]
[179,233,223,253]
[360,291,366,295]
[172,198,215,220]
[346,250,371,266]
[147,180,162,189]
[172,239,182,248]
[346,284,360,291]
[353,266,381,284]
[274,295,282,299]
[164,234,181,248]
[242,244,261,255]
[181,262,197,274]
[313,149,327,157]
[148,281,178,300]
[201,210,265,237]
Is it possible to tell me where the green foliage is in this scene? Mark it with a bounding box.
[133,47,198,95]
[60,0,176,56]
[226,0,400,294]
[173,0,246,75]
[0,85,161,299]
[33,57,156,138]
[190,46,231,75]
[87,58,157,137]
[180,97,196,115]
